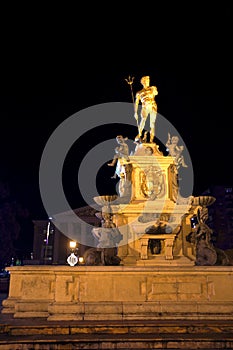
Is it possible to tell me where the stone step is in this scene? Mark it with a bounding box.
[2,322,233,336]
[0,331,233,349]
[1,316,233,349]
[1,316,233,335]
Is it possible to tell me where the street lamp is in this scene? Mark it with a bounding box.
[67,241,78,266]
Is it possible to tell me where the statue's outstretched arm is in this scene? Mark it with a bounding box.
[134,93,140,120]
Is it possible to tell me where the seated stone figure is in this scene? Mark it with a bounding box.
[89,213,123,266]
[108,135,129,166]
[186,206,217,266]
[92,213,123,249]
[166,133,188,169]
[108,135,130,179]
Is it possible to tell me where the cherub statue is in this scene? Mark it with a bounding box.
[166,133,188,169]
[108,135,129,166]
[108,135,130,179]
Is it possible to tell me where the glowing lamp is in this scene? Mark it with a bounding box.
[69,241,77,249]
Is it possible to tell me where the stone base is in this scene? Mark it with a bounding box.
[136,255,195,266]
[2,265,233,321]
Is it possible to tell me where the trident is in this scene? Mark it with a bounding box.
[125,75,135,103]
[125,75,138,127]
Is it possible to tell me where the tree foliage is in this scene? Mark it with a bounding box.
[0,180,33,268]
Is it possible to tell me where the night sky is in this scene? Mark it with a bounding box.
[1,8,232,220]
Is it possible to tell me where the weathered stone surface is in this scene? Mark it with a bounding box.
[2,265,233,321]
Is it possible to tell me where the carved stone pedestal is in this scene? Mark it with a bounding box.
[3,265,233,321]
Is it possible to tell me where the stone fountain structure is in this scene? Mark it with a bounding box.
[2,77,233,327]
[84,135,215,268]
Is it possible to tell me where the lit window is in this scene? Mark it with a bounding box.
[225,188,232,193]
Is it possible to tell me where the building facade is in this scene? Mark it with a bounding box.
[32,206,100,265]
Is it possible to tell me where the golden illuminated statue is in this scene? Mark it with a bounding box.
[134,76,158,143]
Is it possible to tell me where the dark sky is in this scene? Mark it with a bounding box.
[0,8,232,219]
